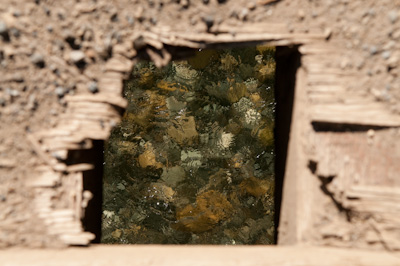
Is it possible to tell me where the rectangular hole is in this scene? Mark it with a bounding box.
[91,45,295,245]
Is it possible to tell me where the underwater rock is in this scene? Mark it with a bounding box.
[239,176,272,198]
[244,78,259,92]
[252,125,274,147]
[147,182,175,203]
[161,166,186,187]
[181,149,202,169]
[217,131,235,150]
[138,142,163,169]
[175,190,234,233]
[255,60,275,83]
[231,153,245,169]
[138,67,155,88]
[111,229,122,239]
[167,115,198,145]
[166,96,186,114]
[220,53,239,72]
[226,82,247,103]
[173,62,199,86]
[207,79,247,104]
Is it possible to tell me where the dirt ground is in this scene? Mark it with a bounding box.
[1,0,400,249]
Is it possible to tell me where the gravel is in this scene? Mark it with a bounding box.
[88,81,98,93]
[69,50,85,63]
[0,21,7,35]
[55,86,65,97]
[30,53,45,67]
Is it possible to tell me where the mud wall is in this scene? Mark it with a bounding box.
[1,0,400,248]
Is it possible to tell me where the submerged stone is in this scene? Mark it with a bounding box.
[167,116,198,145]
[175,190,234,233]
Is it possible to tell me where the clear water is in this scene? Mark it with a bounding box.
[102,46,276,244]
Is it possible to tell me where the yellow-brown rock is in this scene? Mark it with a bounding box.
[138,142,163,169]
[167,115,198,145]
[226,82,247,103]
[220,54,239,72]
[138,67,155,87]
[147,182,175,203]
[231,153,244,168]
[256,125,274,147]
[239,176,272,198]
[124,90,167,129]
[175,190,234,233]
[255,61,275,83]
[157,80,187,93]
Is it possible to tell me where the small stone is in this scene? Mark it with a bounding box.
[69,50,85,63]
[12,10,21,17]
[247,1,256,10]
[46,25,53,32]
[239,8,249,21]
[126,15,134,25]
[9,28,20,38]
[180,0,189,8]
[88,81,98,93]
[6,88,19,97]
[55,86,65,97]
[161,166,186,187]
[297,9,305,20]
[30,53,45,68]
[27,94,38,111]
[369,46,378,55]
[117,183,125,190]
[12,73,24,82]
[0,21,8,35]
[382,50,391,60]
[0,97,6,106]
[388,10,398,24]
[203,15,214,30]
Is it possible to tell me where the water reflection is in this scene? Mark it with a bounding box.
[102,46,276,244]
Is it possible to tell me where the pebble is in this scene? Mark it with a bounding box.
[297,9,305,20]
[9,28,20,38]
[180,0,189,8]
[382,50,391,60]
[388,10,398,24]
[12,10,21,17]
[46,25,53,33]
[6,88,19,97]
[30,53,45,67]
[88,81,98,93]
[0,21,8,35]
[12,73,24,82]
[369,45,378,55]
[239,8,249,21]
[55,86,65,97]
[69,50,85,63]
[126,15,134,26]
[203,15,214,30]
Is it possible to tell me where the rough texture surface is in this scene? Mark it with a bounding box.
[3,245,400,266]
[1,0,400,250]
